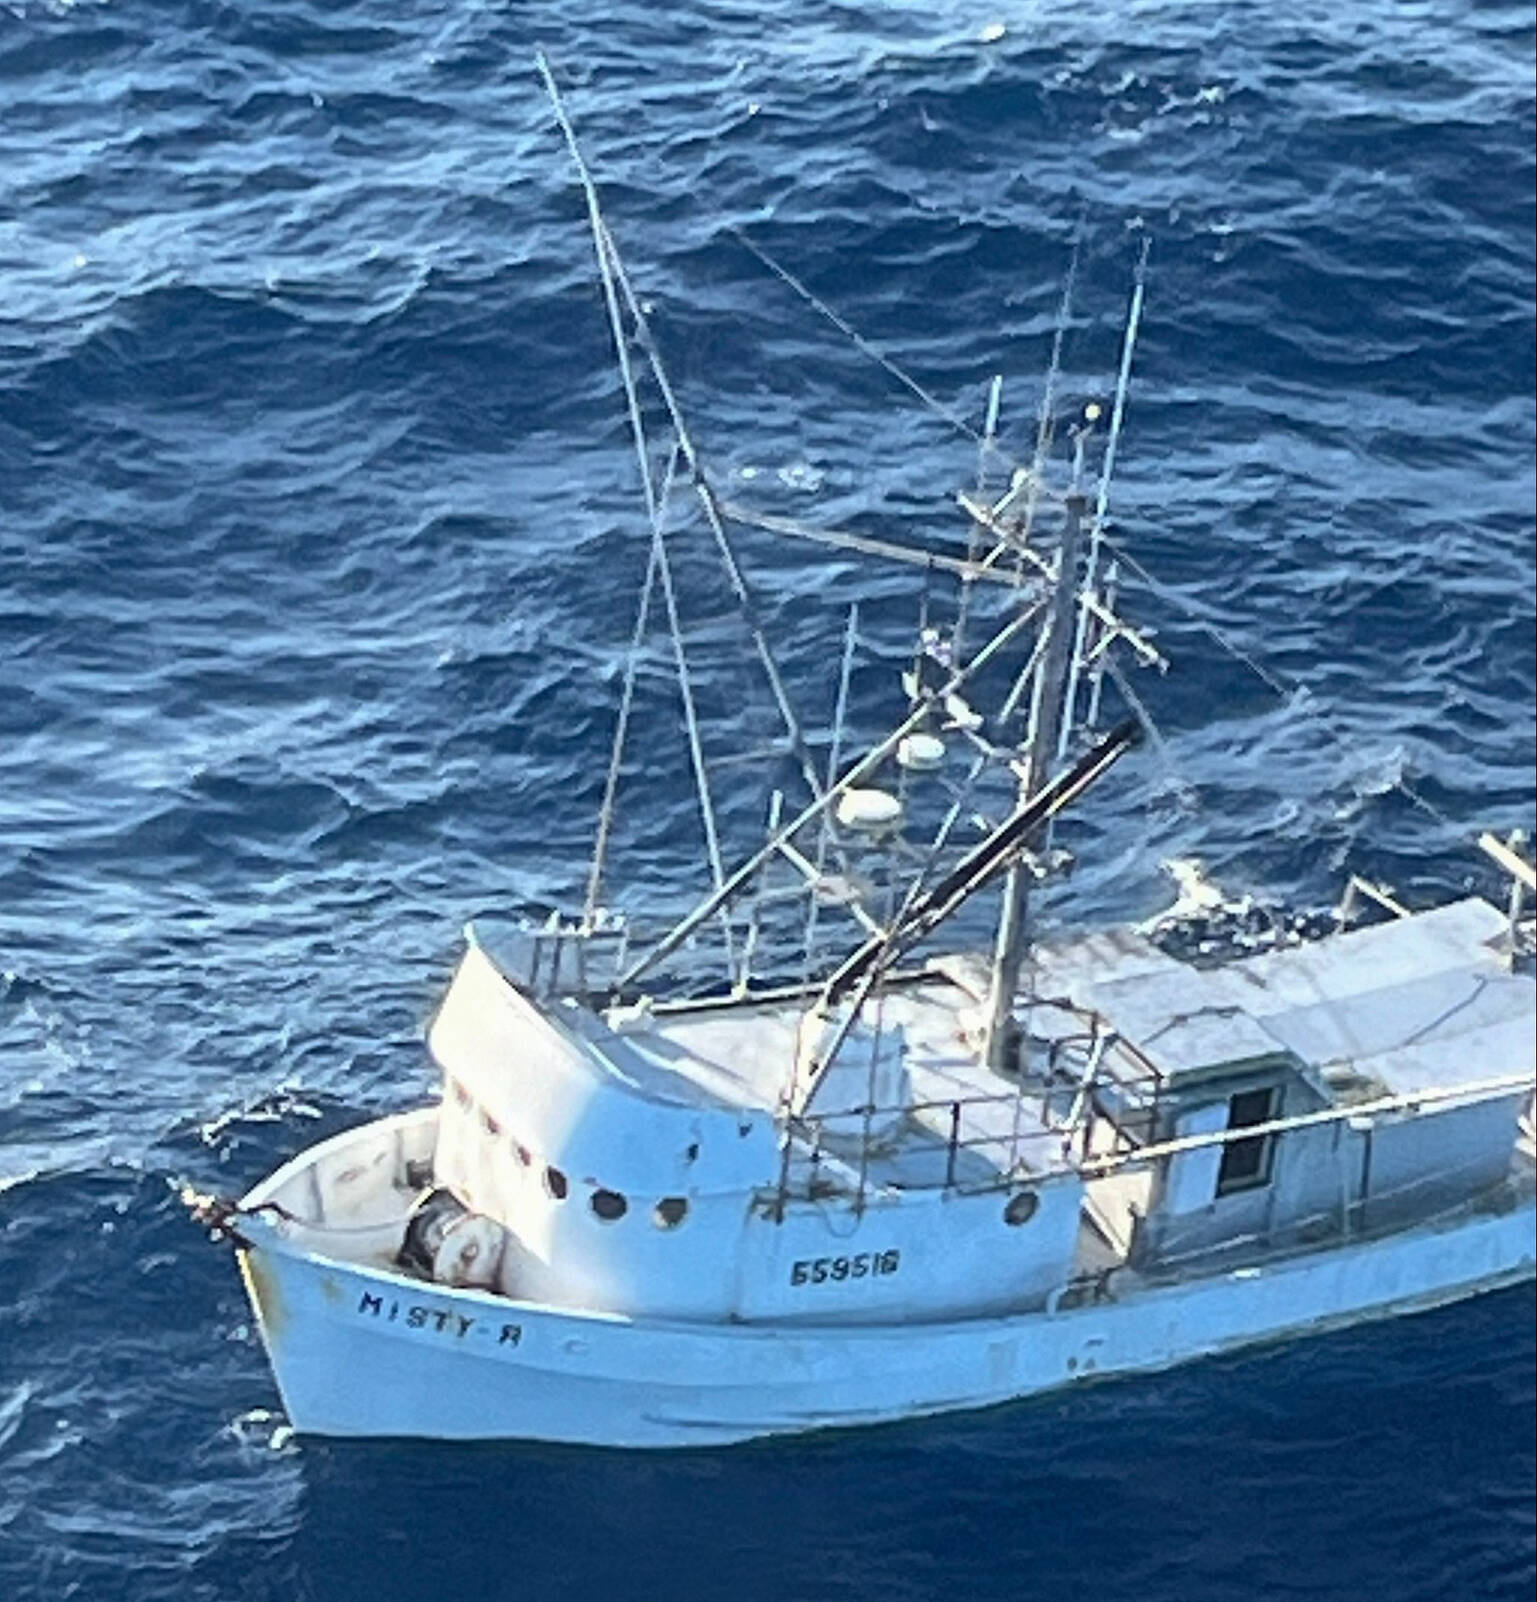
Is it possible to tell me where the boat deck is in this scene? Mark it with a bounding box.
[1034,896,1534,1100]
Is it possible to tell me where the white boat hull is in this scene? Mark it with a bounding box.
[238,1198,1536,1448]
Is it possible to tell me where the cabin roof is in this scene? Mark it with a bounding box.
[1043,896,1533,1094]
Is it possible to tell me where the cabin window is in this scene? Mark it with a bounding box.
[1216,1087,1279,1196]
[1003,1190,1040,1226]
[654,1197,689,1230]
[544,1166,569,1201]
[591,1189,628,1222]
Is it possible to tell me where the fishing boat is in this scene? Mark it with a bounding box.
[188,62,1537,1448]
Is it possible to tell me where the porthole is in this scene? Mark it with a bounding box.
[544,1165,568,1201]
[653,1196,689,1230]
[1004,1189,1040,1227]
[591,1188,628,1222]
[480,1109,501,1137]
[449,1078,471,1108]
[513,1141,532,1168]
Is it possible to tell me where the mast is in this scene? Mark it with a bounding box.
[982,484,1088,1070]
[789,714,1138,1110]
[979,243,1149,1072]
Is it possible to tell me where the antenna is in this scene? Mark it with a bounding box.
[1017,216,1084,554]
[1060,236,1150,758]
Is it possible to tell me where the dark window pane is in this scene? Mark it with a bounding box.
[1217,1087,1278,1195]
[1228,1087,1274,1129]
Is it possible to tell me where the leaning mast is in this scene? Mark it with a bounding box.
[982,483,1089,1069]
[979,255,1151,1072]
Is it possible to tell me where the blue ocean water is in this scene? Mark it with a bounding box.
[1,0,1533,1597]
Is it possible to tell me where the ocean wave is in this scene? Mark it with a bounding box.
[0,1,1532,1597]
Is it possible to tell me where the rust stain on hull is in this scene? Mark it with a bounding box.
[239,1248,288,1343]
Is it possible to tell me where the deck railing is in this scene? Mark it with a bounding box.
[773,1062,1534,1216]
[773,1017,1169,1212]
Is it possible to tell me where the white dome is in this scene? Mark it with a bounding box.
[897,733,946,772]
[836,788,904,833]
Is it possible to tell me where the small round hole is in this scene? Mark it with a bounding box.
[514,1142,532,1168]
[544,1166,568,1201]
[653,1197,689,1230]
[480,1109,501,1137]
[1004,1189,1039,1227]
[591,1188,628,1222]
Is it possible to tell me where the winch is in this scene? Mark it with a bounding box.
[397,1187,506,1290]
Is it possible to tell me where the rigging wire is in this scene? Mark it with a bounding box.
[730,227,996,454]
[802,602,861,981]
[542,55,736,955]
[597,219,830,810]
[618,597,1047,989]
[651,457,738,968]
[585,533,660,922]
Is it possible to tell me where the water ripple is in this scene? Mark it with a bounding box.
[0,1,1532,1598]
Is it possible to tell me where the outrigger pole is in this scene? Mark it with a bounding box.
[617,598,1048,991]
[539,53,837,953]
